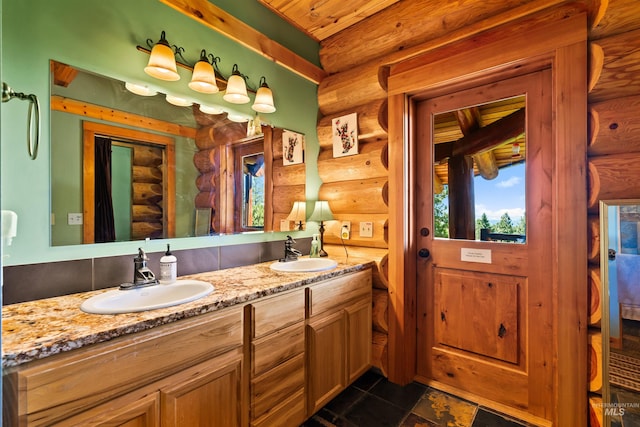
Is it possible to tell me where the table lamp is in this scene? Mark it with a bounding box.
[308,201,333,257]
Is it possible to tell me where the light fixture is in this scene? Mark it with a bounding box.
[223,64,250,104]
[286,201,307,231]
[252,76,276,113]
[308,201,334,257]
[144,31,183,82]
[165,94,192,107]
[124,82,157,97]
[227,112,250,123]
[199,104,225,115]
[188,49,220,94]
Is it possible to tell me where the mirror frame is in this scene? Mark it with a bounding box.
[599,198,640,426]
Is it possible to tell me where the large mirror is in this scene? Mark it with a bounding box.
[432,95,526,243]
[50,60,297,245]
[600,200,640,426]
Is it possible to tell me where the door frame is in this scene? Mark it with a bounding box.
[386,9,587,427]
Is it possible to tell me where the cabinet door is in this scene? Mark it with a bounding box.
[306,310,346,415]
[161,350,243,427]
[346,301,372,383]
[53,393,160,427]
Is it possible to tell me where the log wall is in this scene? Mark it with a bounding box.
[586,1,640,424]
[314,0,640,421]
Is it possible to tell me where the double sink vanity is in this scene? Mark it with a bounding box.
[2,256,373,426]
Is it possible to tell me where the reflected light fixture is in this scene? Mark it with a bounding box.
[286,201,307,231]
[227,112,250,123]
[188,49,220,94]
[199,104,225,115]
[308,201,334,257]
[165,94,192,107]
[125,82,157,97]
[144,31,183,82]
[252,76,276,113]
[223,64,250,104]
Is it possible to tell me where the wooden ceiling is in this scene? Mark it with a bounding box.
[257,0,400,41]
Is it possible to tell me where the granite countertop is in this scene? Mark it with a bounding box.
[2,257,373,369]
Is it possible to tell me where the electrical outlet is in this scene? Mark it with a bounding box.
[67,213,83,225]
[341,221,351,240]
[360,221,373,238]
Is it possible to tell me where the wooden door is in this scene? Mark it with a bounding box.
[415,69,554,414]
[306,310,346,415]
[161,351,243,427]
[346,300,372,383]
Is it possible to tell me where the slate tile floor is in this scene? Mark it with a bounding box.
[302,370,531,427]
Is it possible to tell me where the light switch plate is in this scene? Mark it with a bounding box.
[360,221,373,238]
[280,220,290,231]
[68,213,83,225]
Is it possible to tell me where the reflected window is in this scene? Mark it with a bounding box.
[234,140,265,232]
[433,95,527,243]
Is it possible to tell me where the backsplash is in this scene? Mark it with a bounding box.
[3,238,311,305]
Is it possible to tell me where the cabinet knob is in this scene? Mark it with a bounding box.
[418,248,430,258]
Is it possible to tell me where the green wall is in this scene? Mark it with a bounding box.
[1,0,321,266]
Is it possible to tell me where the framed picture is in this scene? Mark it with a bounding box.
[282,130,304,165]
[332,112,358,157]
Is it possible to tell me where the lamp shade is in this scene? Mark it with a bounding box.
[223,64,250,104]
[165,94,192,107]
[308,201,334,222]
[188,50,219,94]
[252,77,276,113]
[144,32,180,81]
[125,82,157,97]
[287,201,307,222]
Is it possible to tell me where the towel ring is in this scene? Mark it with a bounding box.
[2,82,40,160]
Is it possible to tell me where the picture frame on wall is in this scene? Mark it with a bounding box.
[282,130,304,165]
[332,112,358,158]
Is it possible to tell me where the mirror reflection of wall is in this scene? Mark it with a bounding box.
[50,60,199,246]
[600,200,640,426]
[432,96,526,243]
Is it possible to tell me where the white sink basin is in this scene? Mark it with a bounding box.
[80,279,214,314]
[270,258,338,273]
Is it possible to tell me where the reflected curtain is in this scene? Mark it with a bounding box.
[94,136,116,242]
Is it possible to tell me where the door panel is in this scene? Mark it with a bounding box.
[416,69,553,413]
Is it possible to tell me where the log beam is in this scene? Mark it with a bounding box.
[588,95,640,156]
[448,155,475,240]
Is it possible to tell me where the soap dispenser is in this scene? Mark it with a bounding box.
[310,234,320,258]
[159,244,177,284]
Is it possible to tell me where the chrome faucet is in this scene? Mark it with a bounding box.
[280,235,302,262]
[120,248,159,290]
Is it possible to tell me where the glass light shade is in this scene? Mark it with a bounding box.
[227,112,250,123]
[144,42,180,81]
[308,201,334,222]
[165,94,192,107]
[199,104,225,115]
[252,85,276,113]
[286,201,307,222]
[125,82,157,97]
[223,74,250,104]
[188,60,219,94]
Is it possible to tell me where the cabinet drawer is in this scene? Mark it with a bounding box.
[252,322,304,377]
[7,305,243,425]
[251,388,305,427]
[250,288,305,339]
[251,353,304,420]
[308,270,372,317]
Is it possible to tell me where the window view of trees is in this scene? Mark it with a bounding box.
[434,184,526,241]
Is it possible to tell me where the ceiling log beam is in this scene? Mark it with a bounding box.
[455,107,499,180]
[435,108,525,163]
[159,0,327,85]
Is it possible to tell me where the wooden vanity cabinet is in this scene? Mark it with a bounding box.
[247,288,306,427]
[3,305,245,427]
[306,270,372,415]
